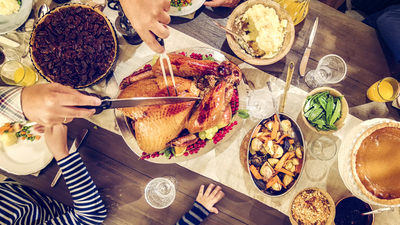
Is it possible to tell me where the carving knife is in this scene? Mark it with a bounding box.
[78,96,201,114]
[299,17,319,77]
[51,129,88,187]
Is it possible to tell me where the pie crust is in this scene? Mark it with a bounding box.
[30,4,118,89]
[351,121,400,205]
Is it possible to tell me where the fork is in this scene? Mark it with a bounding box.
[155,36,178,96]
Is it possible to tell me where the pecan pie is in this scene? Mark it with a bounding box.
[351,121,400,205]
[30,4,117,89]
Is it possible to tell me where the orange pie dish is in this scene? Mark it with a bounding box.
[351,121,400,205]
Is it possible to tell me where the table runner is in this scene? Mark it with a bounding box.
[11,4,400,223]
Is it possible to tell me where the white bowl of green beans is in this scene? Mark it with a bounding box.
[301,87,349,134]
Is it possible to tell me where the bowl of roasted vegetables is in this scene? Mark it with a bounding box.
[301,87,348,134]
[247,113,305,196]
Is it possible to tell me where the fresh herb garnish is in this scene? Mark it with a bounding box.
[237,109,250,119]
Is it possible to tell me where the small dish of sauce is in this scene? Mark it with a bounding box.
[335,196,373,225]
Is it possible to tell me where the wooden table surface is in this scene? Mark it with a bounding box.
[1,0,399,224]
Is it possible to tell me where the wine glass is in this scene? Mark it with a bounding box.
[305,54,347,89]
[144,176,178,209]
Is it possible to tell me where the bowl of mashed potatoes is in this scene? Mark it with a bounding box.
[226,0,294,65]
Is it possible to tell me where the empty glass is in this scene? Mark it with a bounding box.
[305,54,347,89]
[0,48,20,66]
[145,176,178,209]
[308,136,337,161]
[247,89,274,119]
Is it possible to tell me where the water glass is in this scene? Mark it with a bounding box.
[247,89,274,119]
[0,60,38,86]
[305,54,347,89]
[308,136,337,161]
[367,77,400,102]
[145,176,178,209]
[0,48,20,66]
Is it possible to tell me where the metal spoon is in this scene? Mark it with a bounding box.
[38,4,50,19]
[210,19,251,53]
[362,207,395,216]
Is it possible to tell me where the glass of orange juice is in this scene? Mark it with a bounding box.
[0,60,38,87]
[274,0,310,25]
[367,77,400,102]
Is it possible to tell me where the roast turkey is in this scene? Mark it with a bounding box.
[118,76,200,153]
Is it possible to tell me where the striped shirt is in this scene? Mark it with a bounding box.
[0,152,107,224]
[0,87,25,122]
[176,201,210,225]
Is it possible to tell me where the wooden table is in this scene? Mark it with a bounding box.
[1,0,399,224]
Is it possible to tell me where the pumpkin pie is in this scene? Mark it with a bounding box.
[351,121,400,205]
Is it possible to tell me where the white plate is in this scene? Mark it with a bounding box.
[114,47,247,164]
[0,119,53,175]
[338,118,400,207]
[0,0,32,34]
[169,0,206,17]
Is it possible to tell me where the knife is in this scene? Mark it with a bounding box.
[50,129,88,187]
[79,96,201,114]
[299,17,319,77]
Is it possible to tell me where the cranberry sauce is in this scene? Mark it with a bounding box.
[335,197,373,225]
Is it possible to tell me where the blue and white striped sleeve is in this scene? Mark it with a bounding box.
[176,201,210,225]
[44,152,107,224]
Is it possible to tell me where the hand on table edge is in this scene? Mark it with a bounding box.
[21,83,101,127]
[196,183,225,214]
[119,0,171,53]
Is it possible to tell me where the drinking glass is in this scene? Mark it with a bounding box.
[366,77,400,102]
[274,0,310,25]
[0,60,38,86]
[0,48,20,66]
[247,89,274,119]
[308,135,337,161]
[145,176,178,209]
[305,54,347,89]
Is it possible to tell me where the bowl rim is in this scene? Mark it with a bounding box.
[301,87,349,134]
[246,113,306,197]
[288,187,336,225]
[226,0,295,65]
[334,196,374,225]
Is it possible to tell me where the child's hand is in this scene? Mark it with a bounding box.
[45,124,69,161]
[196,184,225,214]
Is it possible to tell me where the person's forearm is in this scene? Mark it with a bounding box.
[0,86,26,121]
[176,201,210,225]
[57,152,107,224]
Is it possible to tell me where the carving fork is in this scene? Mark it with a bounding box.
[155,36,178,96]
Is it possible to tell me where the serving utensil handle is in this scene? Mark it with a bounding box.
[76,97,111,114]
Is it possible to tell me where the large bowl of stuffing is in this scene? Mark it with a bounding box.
[226,0,295,65]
